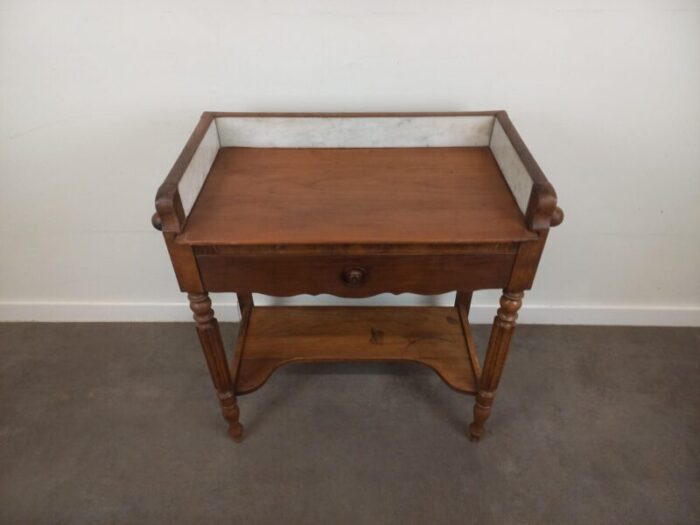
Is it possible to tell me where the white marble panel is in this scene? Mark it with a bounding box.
[177,122,220,216]
[215,116,495,148]
[489,120,533,214]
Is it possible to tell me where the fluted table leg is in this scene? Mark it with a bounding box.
[188,293,244,441]
[469,290,523,441]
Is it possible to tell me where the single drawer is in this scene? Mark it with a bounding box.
[195,253,515,297]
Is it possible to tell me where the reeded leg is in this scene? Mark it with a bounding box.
[469,290,523,441]
[188,293,244,441]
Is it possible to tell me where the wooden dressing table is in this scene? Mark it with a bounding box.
[152,112,563,442]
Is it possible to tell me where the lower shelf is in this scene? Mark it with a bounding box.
[230,306,479,395]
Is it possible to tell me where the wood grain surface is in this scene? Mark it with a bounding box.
[232,306,479,395]
[178,147,537,246]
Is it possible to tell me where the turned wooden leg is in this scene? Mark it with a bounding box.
[188,293,244,442]
[469,290,523,441]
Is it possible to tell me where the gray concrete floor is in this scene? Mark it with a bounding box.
[0,322,698,524]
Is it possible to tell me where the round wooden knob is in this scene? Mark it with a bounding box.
[151,212,163,231]
[341,266,367,287]
[550,207,564,227]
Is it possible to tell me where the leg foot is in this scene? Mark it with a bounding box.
[219,392,244,442]
[228,421,244,442]
[469,391,493,441]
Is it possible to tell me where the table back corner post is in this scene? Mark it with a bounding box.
[237,293,254,315]
[454,291,473,313]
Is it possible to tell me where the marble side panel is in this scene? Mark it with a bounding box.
[489,120,533,214]
[177,122,220,217]
[215,116,495,148]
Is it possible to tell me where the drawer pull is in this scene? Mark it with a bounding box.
[341,266,367,287]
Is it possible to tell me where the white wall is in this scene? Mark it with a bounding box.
[1,0,699,325]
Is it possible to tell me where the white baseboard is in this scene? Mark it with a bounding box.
[0,300,698,326]
[0,301,215,323]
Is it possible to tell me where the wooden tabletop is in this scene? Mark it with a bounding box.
[177,147,537,246]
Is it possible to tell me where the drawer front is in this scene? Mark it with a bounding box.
[196,254,515,297]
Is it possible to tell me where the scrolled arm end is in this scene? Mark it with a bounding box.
[151,212,163,231]
[550,207,564,227]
